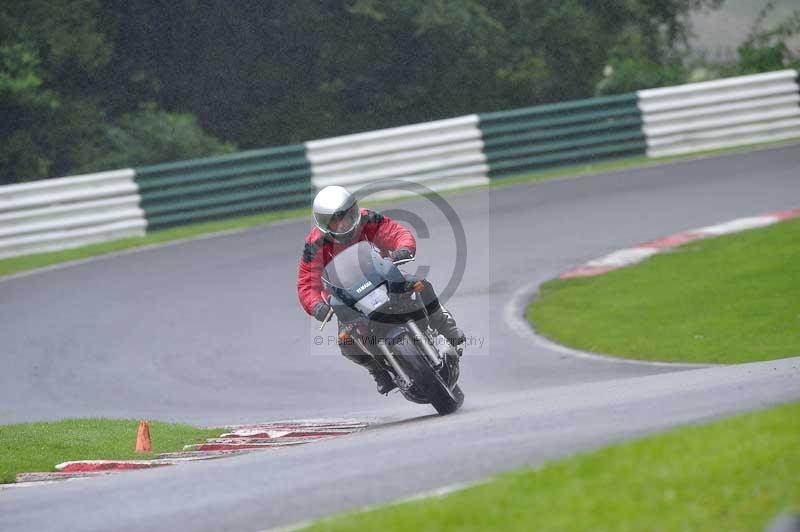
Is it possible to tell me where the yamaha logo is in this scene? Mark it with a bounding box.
[355,281,372,294]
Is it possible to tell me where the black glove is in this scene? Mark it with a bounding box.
[390,248,413,262]
[312,301,332,322]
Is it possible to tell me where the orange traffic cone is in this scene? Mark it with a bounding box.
[135,420,152,453]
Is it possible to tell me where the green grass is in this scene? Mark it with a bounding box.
[0,418,223,483]
[307,401,800,532]
[1,137,798,280]
[529,218,800,364]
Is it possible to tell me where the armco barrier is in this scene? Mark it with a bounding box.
[1,71,799,261]
[134,145,313,230]
[0,169,145,260]
[305,115,489,197]
[638,69,800,157]
[478,93,646,178]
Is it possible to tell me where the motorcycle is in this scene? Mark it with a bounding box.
[319,241,464,415]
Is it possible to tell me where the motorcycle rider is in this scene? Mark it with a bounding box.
[297,185,465,394]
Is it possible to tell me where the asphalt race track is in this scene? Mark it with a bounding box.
[2,145,799,531]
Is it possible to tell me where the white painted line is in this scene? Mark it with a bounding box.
[54,460,157,470]
[54,455,236,471]
[7,473,110,487]
[259,480,486,532]
[393,480,484,504]
[220,419,368,430]
[692,216,777,236]
[220,429,293,439]
[202,436,339,445]
[156,450,255,460]
[585,247,659,268]
[3,479,69,489]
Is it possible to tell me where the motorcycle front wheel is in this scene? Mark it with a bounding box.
[394,333,464,415]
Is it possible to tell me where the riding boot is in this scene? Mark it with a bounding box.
[340,345,397,394]
[428,305,466,355]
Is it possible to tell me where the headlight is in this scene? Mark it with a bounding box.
[354,285,389,315]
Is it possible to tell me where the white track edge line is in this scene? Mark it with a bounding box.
[261,480,485,532]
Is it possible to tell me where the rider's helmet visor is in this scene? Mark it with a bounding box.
[326,206,360,235]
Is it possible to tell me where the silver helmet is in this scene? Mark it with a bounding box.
[312,185,361,243]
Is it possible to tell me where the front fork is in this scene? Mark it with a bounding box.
[405,319,443,367]
[376,340,412,388]
[372,319,442,389]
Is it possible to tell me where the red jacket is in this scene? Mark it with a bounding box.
[297,208,416,315]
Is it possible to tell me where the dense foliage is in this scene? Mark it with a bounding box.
[1,0,797,184]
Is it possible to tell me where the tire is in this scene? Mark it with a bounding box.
[394,333,464,415]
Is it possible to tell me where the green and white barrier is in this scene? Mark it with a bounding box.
[0,169,145,259]
[478,93,646,178]
[1,71,797,260]
[305,115,489,197]
[638,69,800,158]
[134,145,313,231]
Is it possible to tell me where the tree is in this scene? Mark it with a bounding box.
[2,0,732,183]
[736,3,800,74]
[0,0,234,184]
[0,0,112,182]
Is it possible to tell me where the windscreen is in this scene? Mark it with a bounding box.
[323,241,379,290]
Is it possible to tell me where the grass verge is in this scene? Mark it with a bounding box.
[528,218,800,364]
[0,418,223,483]
[306,401,800,532]
[1,137,798,280]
